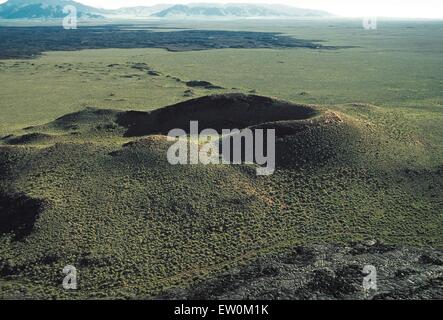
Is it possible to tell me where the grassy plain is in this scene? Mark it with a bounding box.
[1,19,442,132]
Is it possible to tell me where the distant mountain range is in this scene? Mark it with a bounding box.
[152,4,330,18]
[0,0,332,19]
[0,0,103,19]
[109,4,173,18]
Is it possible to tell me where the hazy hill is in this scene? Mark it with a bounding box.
[110,5,173,18]
[0,0,331,19]
[153,3,331,18]
[0,0,103,19]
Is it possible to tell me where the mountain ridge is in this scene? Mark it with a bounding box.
[0,0,104,19]
[153,3,331,18]
[0,0,332,19]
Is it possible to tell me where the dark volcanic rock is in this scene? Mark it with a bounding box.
[148,70,162,76]
[156,244,443,300]
[0,26,339,60]
[186,80,224,90]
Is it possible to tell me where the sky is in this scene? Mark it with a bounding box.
[1,0,443,19]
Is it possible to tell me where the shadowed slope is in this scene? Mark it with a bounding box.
[116,93,319,136]
[0,192,44,240]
